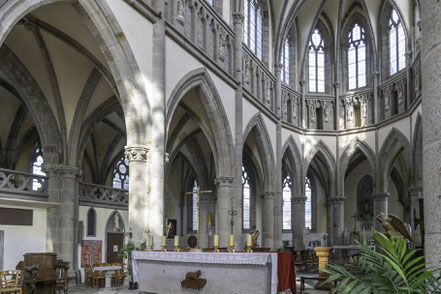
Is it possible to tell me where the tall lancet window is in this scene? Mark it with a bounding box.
[308,29,325,92]
[389,9,406,75]
[112,156,129,190]
[243,0,263,60]
[192,180,198,231]
[31,141,45,191]
[305,177,312,229]
[281,37,290,83]
[348,24,366,90]
[242,165,251,230]
[282,173,292,230]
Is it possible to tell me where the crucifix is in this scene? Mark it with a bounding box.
[186,186,212,251]
[228,198,237,235]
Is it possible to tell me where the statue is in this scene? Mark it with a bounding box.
[113,213,120,232]
[181,270,207,289]
[376,213,414,242]
[166,220,172,238]
[176,0,184,23]
[218,33,225,58]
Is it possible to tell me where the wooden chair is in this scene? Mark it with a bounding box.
[83,265,94,287]
[0,270,22,294]
[111,264,125,286]
[92,266,105,289]
[55,268,67,294]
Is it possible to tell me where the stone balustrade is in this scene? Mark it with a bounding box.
[0,168,48,201]
[281,84,301,127]
[79,182,128,209]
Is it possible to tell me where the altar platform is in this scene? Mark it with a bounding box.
[132,251,296,294]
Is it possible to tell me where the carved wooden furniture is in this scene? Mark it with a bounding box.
[111,264,125,286]
[55,268,67,294]
[0,270,22,294]
[83,265,94,287]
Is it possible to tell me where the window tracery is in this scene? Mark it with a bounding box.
[309,29,325,92]
[389,9,406,75]
[282,37,290,84]
[243,0,263,60]
[348,24,367,90]
[31,141,45,191]
[242,165,251,230]
[305,177,312,230]
[112,156,129,190]
[282,173,292,230]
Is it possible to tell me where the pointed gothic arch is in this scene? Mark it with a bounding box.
[282,135,303,194]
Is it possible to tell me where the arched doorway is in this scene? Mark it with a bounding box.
[105,211,125,264]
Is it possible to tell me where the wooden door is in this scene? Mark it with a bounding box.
[107,233,123,264]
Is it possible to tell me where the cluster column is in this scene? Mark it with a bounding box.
[421,0,441,266]
[45,165,81,279]
[372,193,389,231]
[292,196,307,250]
[330,196,345,245]
[274,62,283,250]
[261,191,275,249]
[214,177,233,248]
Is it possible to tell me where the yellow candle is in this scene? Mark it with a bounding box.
[229,234,234,247]
[247,234,252,246]
[162,236,166,247]
[214,235,219,247]
[174,235,179,247]
[149,235,153,246]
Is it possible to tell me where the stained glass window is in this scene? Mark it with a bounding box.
[112,157,129,190]
[192,180,198,231]
[87,208,96,237]
[389,9,406,75]
[309,29,325,92]
[282,174,292,230]
[242,165,251,230]
[305,177,312,229]
[348,24,367,89]
[31,141,45,191]
[243,0,263,60]
[282,37,290,83]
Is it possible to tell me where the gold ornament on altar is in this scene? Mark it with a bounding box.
[185,186,212,252]
[376,212,414,242]
[181,270,206,289]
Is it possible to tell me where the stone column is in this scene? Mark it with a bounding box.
[214,177,233,248]
[373,71,380,123]
[199,193,216,249]
[274,62,283,250]
[334,82,342,130]
[232,10,244,250]
[300,80,307,128]
[44,165,81,279]
[409,186,423,247]
[422,0,441,266]
[125,146,149,245]
[330,196,345,246]
[292,196,307,250]
[261,191,275,249]
[0,230,3,271]
[372,193,389,231]
[150,1,166,250]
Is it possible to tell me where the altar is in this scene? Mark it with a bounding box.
[132,251,294,293]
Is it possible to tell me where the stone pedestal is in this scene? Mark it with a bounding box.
[372,193,389,231]
[314,247,332,277]
[292,197,307,250]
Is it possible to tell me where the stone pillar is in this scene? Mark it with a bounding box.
[125,146,149,245]
[300,80,307,128]
[292,196,307,250]
[373,71,380,123]
[0,230,4,271]
[199,193,216,249]
[274,62,283,250]
[261,192,275,249]
[330,196,345,246]
[232,10,244,250]
[409,186,423,247]
[334,82,342,130]
[44,165,81,279]
[372,193,389,231]
[150,1,166,250]
[421,0,441,266]
[214,177,233,248]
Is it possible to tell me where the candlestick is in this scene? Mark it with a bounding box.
[161,236,167,252]
[246,233,253,253]
[228,234,235,253]
[147,235,153,251]
[174,235,180,252]
[214,235,219,252]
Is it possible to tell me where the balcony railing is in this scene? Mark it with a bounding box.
[281,84,301,127]
[0,168,48,201]
[79,182,128,209]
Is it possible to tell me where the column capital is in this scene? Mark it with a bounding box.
[372,193,389,200]
[274,62,283,73]
[43,164,82,179]
[124,145,149,163]
[260,191,275,199]
[333,82,341,88]
[232,12,244,24]
[299,80,307,86]
[330,196,345,204]
[292,196,307,204]
[214,176,233,187]
[374,71,380,77]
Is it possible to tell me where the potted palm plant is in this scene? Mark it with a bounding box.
[118,241,146,290]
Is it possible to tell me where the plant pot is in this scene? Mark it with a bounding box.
[129,281,135,290]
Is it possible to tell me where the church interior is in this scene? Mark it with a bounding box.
[0,0,439,293]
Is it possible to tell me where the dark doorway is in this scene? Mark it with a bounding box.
[106,233,123,264]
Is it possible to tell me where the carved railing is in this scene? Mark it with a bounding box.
[339,89,374,129]
[164,0,235,76]
[0,168,48,201]
[281,84,301,127]
[378,71,407,120]
[243,46,276,113]
[411,52,421,103]
[79,182,128,209]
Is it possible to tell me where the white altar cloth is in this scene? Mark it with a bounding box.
[132,251,278,293]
